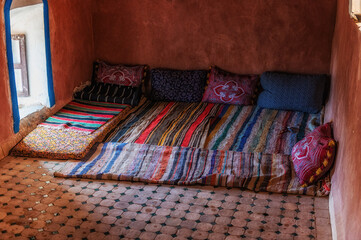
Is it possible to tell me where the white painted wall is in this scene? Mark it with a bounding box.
[10,3,49,110]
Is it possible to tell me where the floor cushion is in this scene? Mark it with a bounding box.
[96,61,147,87]
[291,122,336,186]
[202,66,259,105]
[257,72,328,113]
[150,68,207,103]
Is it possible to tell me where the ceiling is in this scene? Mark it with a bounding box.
[10,0,42,10]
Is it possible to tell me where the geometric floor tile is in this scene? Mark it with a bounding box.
[0,156,332,240]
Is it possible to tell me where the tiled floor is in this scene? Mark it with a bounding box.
[0,156,332,240]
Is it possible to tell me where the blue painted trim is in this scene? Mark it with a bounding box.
[4,0,56,133]
[4,0,20,133]
[42,0,55,107]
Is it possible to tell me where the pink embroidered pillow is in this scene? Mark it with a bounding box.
[202,66,259,105]
[291,122,336,186]
[96,61,146,87]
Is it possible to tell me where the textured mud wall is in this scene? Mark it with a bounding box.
[325,0,361,238]
[0,1,338,159]
[93,0,336,74]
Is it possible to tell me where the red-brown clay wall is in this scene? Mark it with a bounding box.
[93,0,336,74]
[0,0,94,156]
[48,0,94,107]
[0,1,338,156]
[325,0,361,238]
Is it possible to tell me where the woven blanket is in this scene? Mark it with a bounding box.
[40,100,128,134]
[74,82,142,106]
[205,104,322,155]
[54,143,326,196]
[104,100,222,148]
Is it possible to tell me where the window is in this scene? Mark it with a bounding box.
[350,0,361,22]
[4,0,55,132]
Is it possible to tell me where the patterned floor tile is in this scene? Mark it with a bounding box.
[0,156,332,239]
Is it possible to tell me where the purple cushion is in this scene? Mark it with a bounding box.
[202,66,259,105]
[291,122,336,186]
[96,61,147,87]
[150,68,207,102]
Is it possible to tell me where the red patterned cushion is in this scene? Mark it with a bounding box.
[202,66,259,105]
[96,61,146,87]
[291,122,336,186]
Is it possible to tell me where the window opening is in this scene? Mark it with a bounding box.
[4,0,55,132]
[350,0,361,22]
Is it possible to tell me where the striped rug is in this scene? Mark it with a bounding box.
[104,100,321,155]
[104,100,222,148]
[54,142,325,196]
[205,104,321,155]
[40,100,129,134]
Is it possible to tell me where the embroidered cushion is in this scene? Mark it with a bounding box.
[202,66,259,105]
[96,61,147,87]
[257,72,328,113]
[150,68,208,102]
[291,122,336,186]
[74,82,142,106]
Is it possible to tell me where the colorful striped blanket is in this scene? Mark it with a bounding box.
[206,104,321,155]
[40,100,129,134]
[104,100,321,155]
[104,100,222,148]
[54,142,327,196]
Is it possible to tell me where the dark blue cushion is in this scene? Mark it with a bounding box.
[257,72,328,113]
[151,68,207,102]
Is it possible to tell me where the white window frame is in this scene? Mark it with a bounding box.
[350,0,361,22]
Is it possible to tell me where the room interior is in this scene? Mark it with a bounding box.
[0,0,360,239]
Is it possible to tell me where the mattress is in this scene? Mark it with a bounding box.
[55,142,329,196]
[39,100,128,134]
[11,100,132,160]
[53,100,327,195]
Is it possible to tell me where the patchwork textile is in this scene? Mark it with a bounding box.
[104,100,221,148]
[74,82,142,106]
[11,103,132,160]
[40,100,128,134]
[204,104,322,155]
[54,142,326,196]
[202,66,259,105]
[151,68,208,103]
[96,61,146,87]
[292,122,336,186]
